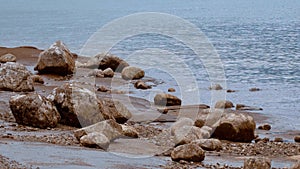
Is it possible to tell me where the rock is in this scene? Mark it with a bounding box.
[0,53,17,63]
[236,104,263,111]
[211,113,256,142]
[121,125,138,138]
[97,86,110,92]
[273,137,283,142]
[80,132,110,150]
[171,117,194,135]
[0,62,34,92]
[174,126,210,145]
[48,83,111,128]
[9,93,60,128]
[209,84,223,90]
[192,139,222,151]
[244,157,271,169]
[227,89,236,93]
[88,69,104,78]
[121,66,145,80]
[101,99,132,124]
[154,93,181,106]
[171,143,205,162]
[98,54,129,72]
[258,123,271,131]
[74,119,123,142]
[103,68,114,77]
[294,136,300,143]
[249,87,261,92]
[291,161,300,169]
[31,75,44,84]
[34,41,75,75]
[194,119,205,128]
[214,100,234,109]
[168,88,176,92]
[134,80,151,90]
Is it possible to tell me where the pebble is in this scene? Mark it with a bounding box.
[258,123,271,131]
[294,136,300,143]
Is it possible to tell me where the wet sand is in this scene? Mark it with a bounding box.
[0,46,299,168]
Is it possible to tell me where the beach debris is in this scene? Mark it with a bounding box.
[103,68,114,77]
[294,136,300,143]
[121,66,145,80]
[121,124,139,138]
[9,93,60,128]
[101,99,132,124]
[244,157,271,169]
[191,138,222,151]
[174,126,211,146]
[0,53,16,63]
[214,100,234,109]
[209,84,223,90]
[31,75,44,84]
[0,62,34,92]
[74,119,123,142]
[48,83,112,128]
[154,93,181,106]
[134,80,151,89]
[171,117,194,135]
[249,87,261,92]
[211,113,256,142]
[236,104,263,111]
[171,142,205,162]
[258,123,271,131]
[80,132,110,150]
[168,88,176,92]
[34,41,75,75]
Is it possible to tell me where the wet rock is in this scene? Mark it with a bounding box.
[80,132,110,150]
[174,126,210,145]
[121,124,139,138]
[9,93,60,128]
[98,54,129,72]
[31,75,44,84]
[168,88,176,92]
[171,117,194,135]
[0,62,34,92]
[34,41,75,75]
[48,83,110,128]
[214,100,234,109]
[274,137,283,142]
[87,69,104,78]
[211,113,256,142]
[192,138,222,151]
[294,136,300,143]
[134,80,151,90]
[0,53,16,63]
[74,119,123,142]
[154,93,181,106]
[121,66,145,80]
[258,123,271,131]
[209,84,223,90]
[171,142,205,162]
[249,87,261,92]
[101,99,132,124]
[244,157,271,169]
[103,68,114,77]
[236,104,263,111]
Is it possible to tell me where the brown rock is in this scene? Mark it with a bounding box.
[171,117,194,135]
[103,68,114,77]
[171,143,205,162]
[80,132,110,150]
[34,41,75,75]
[0,53,16,63]
[31,75,44,84]
[121,125,139,138]
[101,99,132,124]
[98,54,129,72]
[134,80,151,90]
[192,139,222,151]
[244,157,271,169]
[258,123,271,131]
[209,84,223,90]
[174,126,211,145]
[0,62,34,92]
[9,93,60,129]
[97,86,110,92]
[194,119,205,128]
[214,100,234,109]
[88,69,104,77]
[249,87,261,92]
[168,88,176,92]
[274,137,283,142]
[154,93,181,106]
[121,66,145,80]
[294,136,300,143]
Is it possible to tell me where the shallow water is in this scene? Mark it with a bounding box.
[0,0,299,131]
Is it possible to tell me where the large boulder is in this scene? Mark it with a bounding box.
[34,41,75,75]
[0,53,17,63]
[121,66,145,80]
[0,62,34,92]
[85,54,129,72]
[80,132,110,150]
[171,142,205,162]
[174,126,211,145]
[74,119,123,142]
[154,93,181,106]
[244,157,271,169]
[9,93,60,128]
[101,99,132,124]
[48,83,111,128]
[211,113,256,142]
[192,139,222,151]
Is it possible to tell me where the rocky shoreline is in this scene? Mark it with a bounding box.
[0,42,300,169]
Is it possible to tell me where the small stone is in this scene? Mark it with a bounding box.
[249,87,261,92]
[103,68,114,77]
[192,139,222,151]
[227,89,236,93]
[194,119,205,128]
[171,143,205,162]
[0,53,17,63]
[121,66,144,80]
[121,125,138,138]
[31,75,44,84]
[258,124,271,131]
[154,93,181,106]
[88,69,104,77]
[168,88,176,92]
[294,136,300,143]
[244,157,271,169]
[80,132,110,150]
[134,80,151,90]
[214,100,234,109]
[274,137,283,142]
[209,84,223,90]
